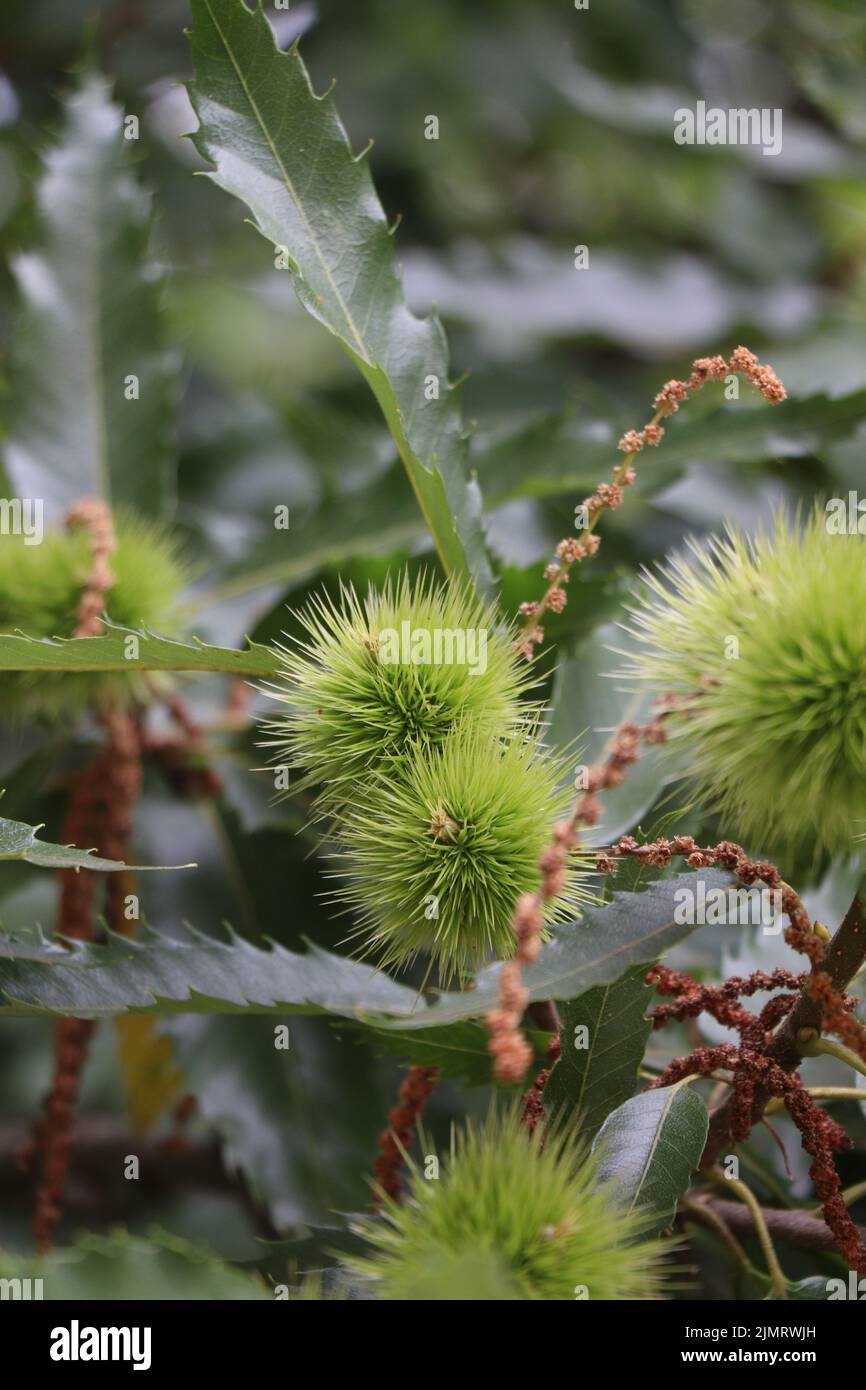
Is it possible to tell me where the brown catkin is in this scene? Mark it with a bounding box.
[65,497,117,638]
[642,854,866,1274]
[32,714,144,1249]
[30,752,108,1250]
[371,1065,440,1206]
[28,504,148,1253]
[485,709,678,1084]
[515,347,786,661]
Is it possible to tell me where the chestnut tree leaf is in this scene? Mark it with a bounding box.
[0,924,421,1019]
[3,68,180,518]
[370,869,735,1029]
[0,872,733,1025]
[0,627,280,677]
[591,1082,709,1234]
[186,0,492,593]
[0,813,192,872]
[545,967,653,1143]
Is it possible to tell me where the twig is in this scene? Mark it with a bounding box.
[687,1193,866,1257]
[4,1116,278,1239]
[701,877,866,1169]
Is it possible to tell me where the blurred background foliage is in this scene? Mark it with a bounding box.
[0,0,864,1296]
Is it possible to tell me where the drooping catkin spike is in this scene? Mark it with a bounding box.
[30,751,107,1250]
[784,1083,866,1275]
[32,1016,97,1252]
[29,504,147,1252]
[641,857,866,1273]
[31,711,144,1250]
[371,1065,440,1206]
[521,1035,561,1136]
[515,347,786,661]
[486,709,675,1085]
[491,352,789,1084]
[99,708,143,929]
[65,497,117,638]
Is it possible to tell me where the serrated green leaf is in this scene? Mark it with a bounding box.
[0,813,192,872]
[0,626,280,676]
[0,1228,268,1300]
[185,0,492,593]
[592,1083,709,1234]
[354,1019,552,1088]
[0,871,731,1024]
[4,68,180,516]
[372,869,734,1030]
[545,967,652,1143]
[0,924,421,1019]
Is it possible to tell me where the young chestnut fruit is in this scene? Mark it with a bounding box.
[0,515,188,718]
[625,509,866,864]
[349,1107,670,1301]
[331,721,586,982]
[260,573,538,816]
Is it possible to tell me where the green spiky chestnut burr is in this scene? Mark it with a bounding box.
[348,1108,670,1301]
[625,510,866,863]
[260,574,538,814]
[331,722,587,982]
[0,515,188,719]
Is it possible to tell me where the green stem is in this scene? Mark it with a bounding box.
[766,1086,866,1113]
[680,1194,756,1276]
[800,1036,866,1081]
[710,1168,788,1300]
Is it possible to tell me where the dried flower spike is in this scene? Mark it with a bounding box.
[516,345,786,662]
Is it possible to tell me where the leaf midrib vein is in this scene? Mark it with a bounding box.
[630,1089,677,1213]
[201,0,369,362]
